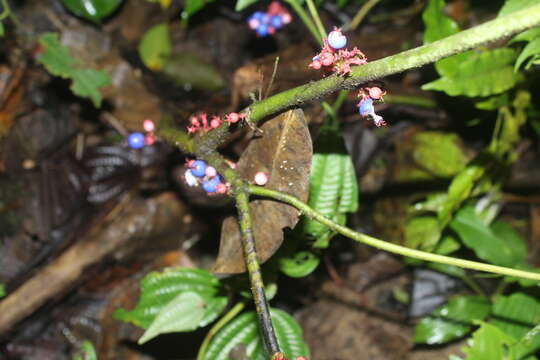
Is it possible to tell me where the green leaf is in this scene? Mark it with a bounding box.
[0,283,5,298]
[412,132,470,177]
[203,309,309,360]
[435,235,461,255]
[475,93,510,111]
[138,292,206,344]
[450,206,527,267]
[162,53,226,92]
[37,33,77,78]
[499,0,539,17]
[510,27,540,44]
[302,127,358,248]
[0,22,5,37]
[181,0,215,21]
[37,33,111,108]
[515,36,540,71]
[438,165,485,227]
[422,0,472,76]
[414,295,491,345]
[405,216,441,251]
[70,69,111,107]
[279,251,320,278]
[422,48,521,97]
[61,0,123,23]
[461,322,518,360]
[491,293,540,358]
[422,0,459,44]
[138,23,172,71]
[72,340,97,360]
[114,267,227,329]
[235,0,259,11]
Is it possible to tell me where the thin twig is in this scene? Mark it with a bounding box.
[264,57,280,99]
[248,185,540,282]
[234,184,281,357]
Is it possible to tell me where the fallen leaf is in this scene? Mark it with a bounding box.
[213,109,312,274]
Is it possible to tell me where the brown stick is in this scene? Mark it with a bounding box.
[0,193,187,336]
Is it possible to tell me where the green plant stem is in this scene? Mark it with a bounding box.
[0,0,11,20]
[196,301,246,360]
[247,5,540,123]
[285,0,323,45]
[461,276,486,297]
[383,94,437,108]
[248,185,540,282]
[347,0,382,31]
[234,185,281,357]
[332,90,349,112]
[305,0,327,40]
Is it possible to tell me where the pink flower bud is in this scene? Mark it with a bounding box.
[321,52,334,66]
[143,119,155,132]
[210,116,222,128]
[226,112,240,123]
[368,87,385,99]
[310,60,322,70]
[254,171,269,186]
[144,134,155,145]
[248,19,260,29]
[282,13,292,24]
[205,166,217,177]
[216,183,227,194]
[190,116,200,126]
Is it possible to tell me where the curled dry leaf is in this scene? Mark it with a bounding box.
[214,109,312,274]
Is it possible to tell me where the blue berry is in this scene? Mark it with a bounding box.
[328,30,347,50]
[257,23,269,36]
[252,11,265,20]
[359,98,374,116]
[191,160,207,177]
[270,15,283,29]
[202,177,221,193]
[127,132,145,149]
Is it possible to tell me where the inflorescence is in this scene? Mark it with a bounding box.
[184,159,230,195]
[127,119,157,149]
[247,1,292,37]
[184,158,270,195]
[309,28,367,76]
[187,112,245,134]
[357,86,386,127]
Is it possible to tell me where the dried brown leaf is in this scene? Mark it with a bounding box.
[213,109,312,274]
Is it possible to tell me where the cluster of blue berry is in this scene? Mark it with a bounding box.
[185,160,229,195]
[247,1,292,37]
[127,119,156,149]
